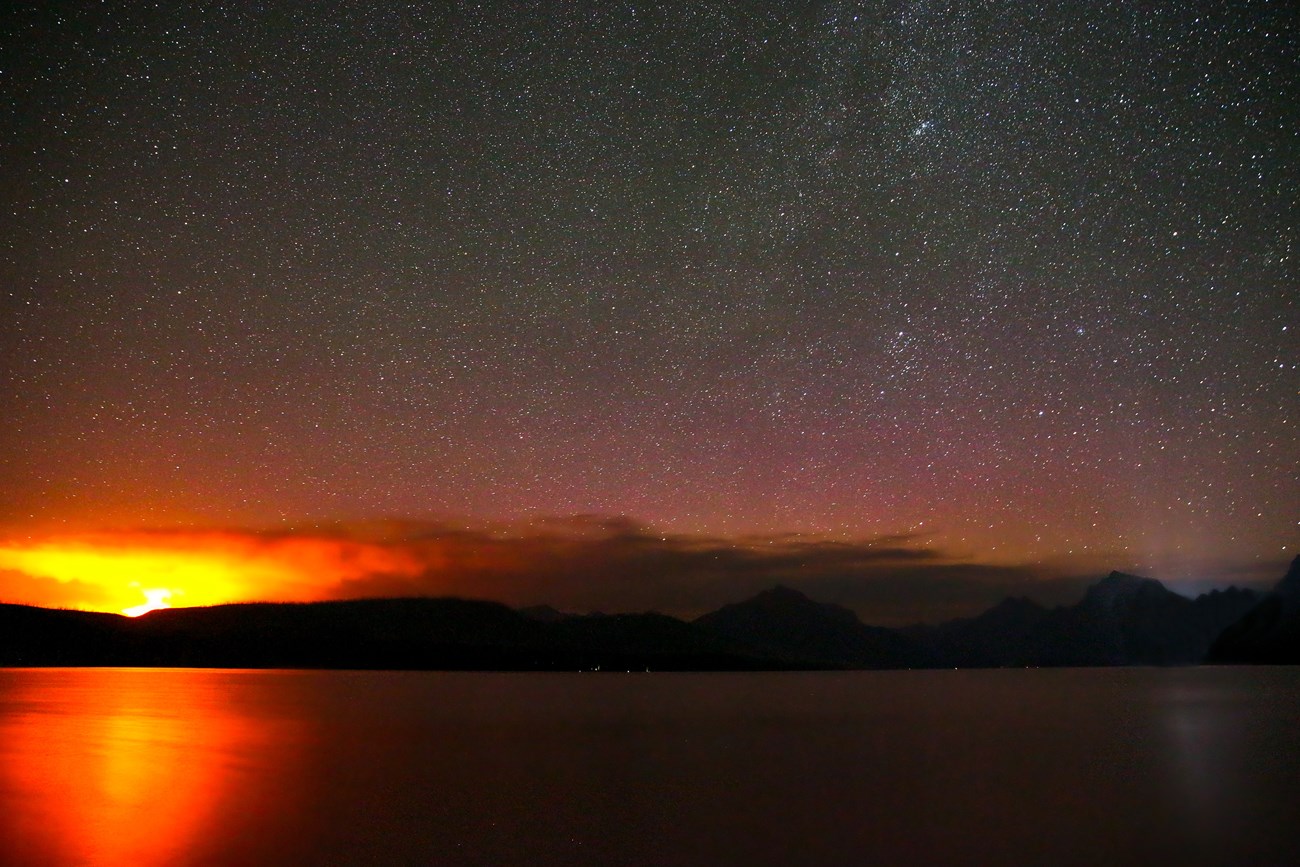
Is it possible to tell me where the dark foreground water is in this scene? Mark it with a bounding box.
[0,668,1296,866]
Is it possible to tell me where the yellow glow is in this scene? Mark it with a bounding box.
[0,541,261,612]
[123,588,173,617]
[0,531,426,613]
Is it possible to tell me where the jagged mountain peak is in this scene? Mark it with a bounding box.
[694,585,929,668]
[731,585,861,625]
[1275,555,1300,598]
[1207,557,1300,665]
[755,584,811,603]
[1083,571,1173,610]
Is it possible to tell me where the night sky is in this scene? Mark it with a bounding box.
[1,2,1296,617]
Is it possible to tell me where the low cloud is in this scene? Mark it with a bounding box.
[315,516,1066,624]
[0,567,120,611]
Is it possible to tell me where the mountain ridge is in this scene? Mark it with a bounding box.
[1206,555,1300,665]
[694,584,935,669]
[0,567,1278,670]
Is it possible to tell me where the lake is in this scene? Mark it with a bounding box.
[0,667,1296,866]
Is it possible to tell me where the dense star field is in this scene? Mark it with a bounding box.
[0,2,1295,616]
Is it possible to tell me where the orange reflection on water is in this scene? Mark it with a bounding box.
[0,669,287,867]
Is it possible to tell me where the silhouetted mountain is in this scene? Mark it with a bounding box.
[908,572,1260,667]
[517,604,573,623]
[1082,571,1169,611]
[901,596,1051,668]
[0,597,795,671]
[0,603,141,666]
[1207,557,1300,664]
[0,571,1269,671]
[694,585,935,669]
[132,598,545,669]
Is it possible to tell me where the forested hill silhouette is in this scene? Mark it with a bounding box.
[0,597,791,671]
[0,567,1277,670]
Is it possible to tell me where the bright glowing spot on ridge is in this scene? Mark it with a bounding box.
[123,588,173,617]
[0,530,429,613]
[0,542,249,612]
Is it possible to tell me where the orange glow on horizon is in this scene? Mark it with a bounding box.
[0,530,430,613]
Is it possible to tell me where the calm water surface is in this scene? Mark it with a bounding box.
[0,667,1296,866]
